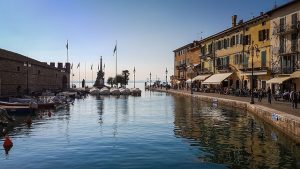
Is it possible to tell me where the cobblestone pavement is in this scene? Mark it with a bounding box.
[155,88,300,117]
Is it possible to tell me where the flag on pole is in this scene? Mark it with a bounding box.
[104,64,105,69]
[113,44,117,55]
[77,63,80,69]
[91,64,93,70]
[98,64,99,70]
[71,63,73,69]
[66,40,69,50]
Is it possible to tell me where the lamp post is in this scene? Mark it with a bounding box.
[247,41,260,104]
[25,57,31,95]
[133,67,136,88]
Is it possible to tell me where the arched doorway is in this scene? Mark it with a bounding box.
[62,75,68,89]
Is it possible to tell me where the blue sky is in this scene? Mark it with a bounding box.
[0,0,289,82]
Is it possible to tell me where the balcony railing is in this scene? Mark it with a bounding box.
[217,65,229,70]
[282,67,294,74]
[273,23,299,35]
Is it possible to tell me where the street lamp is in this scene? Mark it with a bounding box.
[247,41,260,104]
[24,57,31,95]
[165,68,168,90]
[133,67,136,88]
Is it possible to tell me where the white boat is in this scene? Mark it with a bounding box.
[119,88,130,95]
[110,88,120,95]
[90,87,100,95]
[100,87,110,95]
[130,88,142,96]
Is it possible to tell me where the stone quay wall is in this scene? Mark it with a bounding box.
[157,89,300,143]
[0,49,70,96]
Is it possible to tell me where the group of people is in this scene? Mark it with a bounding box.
[258,87,298,109]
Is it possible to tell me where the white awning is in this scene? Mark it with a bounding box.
[266,76,291,84]
[186,79,192,83]
[202,72,233,85]
[241,71,267,76]
[192,74,211,82]
[291,71,300,78]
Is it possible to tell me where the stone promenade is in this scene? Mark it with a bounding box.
[153,87,300,142]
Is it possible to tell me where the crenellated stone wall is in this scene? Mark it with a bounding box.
[0,49,70,96]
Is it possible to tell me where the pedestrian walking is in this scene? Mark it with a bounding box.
[292,90,298,109]
[258,89,263,102]
[267,87,272,104]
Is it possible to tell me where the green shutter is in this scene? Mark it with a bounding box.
[261,51,266,67]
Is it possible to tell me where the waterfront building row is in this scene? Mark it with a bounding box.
[0,49,70,96]
[172,0,300,92]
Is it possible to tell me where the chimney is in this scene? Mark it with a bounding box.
[260,12,264,16]
[238,19,244,25]
[50,62,55,67]
[232,15,237,27]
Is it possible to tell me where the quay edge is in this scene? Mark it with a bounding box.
[154,88,300,143]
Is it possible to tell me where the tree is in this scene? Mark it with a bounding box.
[115,74,124,87]
[122,70,130,86]
[107,77,114,87]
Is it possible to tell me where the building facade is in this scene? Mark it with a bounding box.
[0,49,70,96]
[269,0,300,91]
[173,41,200,85]
[173,0,300,92]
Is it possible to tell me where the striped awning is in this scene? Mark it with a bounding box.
[192,74,211,82]
[266,76,291,84]
[291,71,300,78]
[202,72,233,85]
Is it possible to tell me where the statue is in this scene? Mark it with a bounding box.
[94,56,105,89]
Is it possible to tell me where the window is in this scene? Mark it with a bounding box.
[231,36,235,46]
[280,17,285,31]
[240,34,243,45]
[261,51,266,67]
[236,35,239,44]
[38,70,41,75]
[262,21,266,26]
[279,36,285,53]
[17,66,20,72]
[292,13,298,28]
[258,29,269,41]
[243,35,251,45]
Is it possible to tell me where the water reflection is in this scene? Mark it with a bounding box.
[173,95,300,168]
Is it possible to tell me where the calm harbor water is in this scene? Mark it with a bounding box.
[1,83,300,169]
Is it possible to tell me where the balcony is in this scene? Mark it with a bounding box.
[282,67,294,74]
[273,23,300,35]
[217,65,230,71]
[291,42,298,52]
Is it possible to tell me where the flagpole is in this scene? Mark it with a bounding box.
[85,62,86,87]
[92,65,93,85]
[71,63,73,88]
[115,40,117,87]
[79,64,80,88]
[66,40,69,63]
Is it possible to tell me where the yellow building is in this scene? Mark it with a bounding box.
[173,41,200,86]
[198,14,270,91]
[173,1,300,93]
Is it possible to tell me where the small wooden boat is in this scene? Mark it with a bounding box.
[0,105,35,116]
